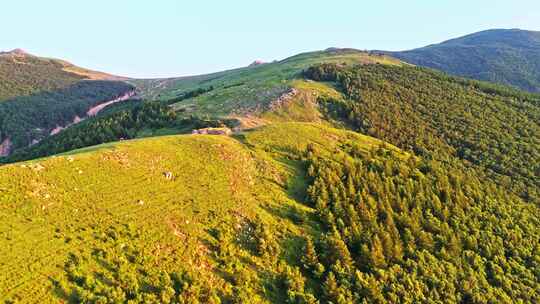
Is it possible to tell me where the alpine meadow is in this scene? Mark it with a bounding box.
[0,3,539,303]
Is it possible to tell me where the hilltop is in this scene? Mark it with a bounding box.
[0,49,125,101]
[384,29,540,92]
[129,49,401,118]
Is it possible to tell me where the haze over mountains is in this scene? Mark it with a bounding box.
[0,29,539,303]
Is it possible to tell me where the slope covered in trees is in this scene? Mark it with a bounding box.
[304,63,540,203]
[299,140,539,303]
[4,101,237,163]
[0,49,121,102]
[0,50,133,156]
[0,122,537,303]
[385,29,540,92]
[0,80,135,155]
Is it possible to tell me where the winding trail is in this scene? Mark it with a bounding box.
[86,90,136,117]
[49,90,136,136]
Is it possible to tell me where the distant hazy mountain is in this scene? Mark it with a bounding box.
[384,29,540,92]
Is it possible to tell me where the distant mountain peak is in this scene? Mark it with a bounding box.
[10,48,27,54]
[0,48,30,56]
[249,60,266,67]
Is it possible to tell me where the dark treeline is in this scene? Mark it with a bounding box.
[304,63,540,203]
[166,86,214,104]
[0,81,134,153]
[5,101,236,163]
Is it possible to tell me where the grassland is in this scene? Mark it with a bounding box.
[129,49,401,117]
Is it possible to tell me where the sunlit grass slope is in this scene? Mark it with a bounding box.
[130,49,401,117]
[0,122,392,303]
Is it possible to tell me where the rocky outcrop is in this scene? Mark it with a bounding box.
[0,138,12,157]
[249,60,266,67]
[0,48,28,57]
[192,127,232,136]
[269,88,299,110]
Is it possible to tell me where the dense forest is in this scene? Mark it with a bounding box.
[297,143,539,303]
[0,80,134,155]
[304,63,540,203]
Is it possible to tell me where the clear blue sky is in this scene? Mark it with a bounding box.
[1,0,539,78]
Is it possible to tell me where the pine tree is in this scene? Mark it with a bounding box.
[369,236,386,269]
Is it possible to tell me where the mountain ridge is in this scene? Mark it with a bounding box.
[383,28,540,92]
[0,48,127,82]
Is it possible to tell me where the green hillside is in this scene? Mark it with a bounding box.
[0,122,538,303]
[15,52,540,203]
[0,81,135,156]
[0,49,122,102]
[7,50,395,162]
[1,48,539,303]
[385,29,540,92]
[303,63,540,203]
[129,49,401,117]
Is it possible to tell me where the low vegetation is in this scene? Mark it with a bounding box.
[130,49,401,117]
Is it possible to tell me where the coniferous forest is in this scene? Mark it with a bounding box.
[304,63,540,203]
